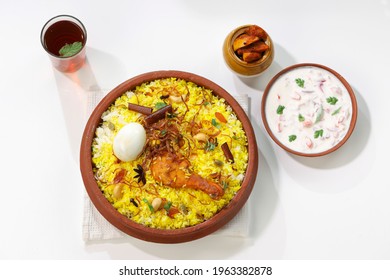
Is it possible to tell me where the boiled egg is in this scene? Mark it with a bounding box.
[113,122,146,162]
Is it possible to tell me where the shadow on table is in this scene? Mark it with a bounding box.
[53,47,126,162]
[129,126,283,260]
[278,87,373,193]
[291,87,370,167]
[233,44,372,195]
[84,143,284,259]
[235,43,297,92]
[83,96,285,260]
[75,45,287,259]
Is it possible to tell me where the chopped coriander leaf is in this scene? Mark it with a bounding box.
[326,96,338,105]
[298,114,305,122]
[314,129,324,139]
[288,135,297,142]
[276,105,286,115]
[59,41,83,57]
[295,78,305,88]
[155,102,167,110]
[331,106,342,115]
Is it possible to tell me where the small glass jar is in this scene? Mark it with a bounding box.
[40,15,87,73]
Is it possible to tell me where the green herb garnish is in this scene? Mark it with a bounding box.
[211,118,221,129]
[298,114,305,122]
[326,96,338,105]
[142,198,154,212]
[331,107,342,115]
[288,135,297,142]
[59,41,83,57]
[155,102,167,110]
[222,181,229,190]
[314,129,324,139]
[315,105,324,123]
[295,78,305,88]
[164,201,172,211]
[276,105,286,115]
[205,140,216,152]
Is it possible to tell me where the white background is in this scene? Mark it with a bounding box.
[0,0,389,260]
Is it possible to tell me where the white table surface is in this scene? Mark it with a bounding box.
[1,0,389,260]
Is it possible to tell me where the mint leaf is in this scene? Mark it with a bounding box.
[59,41,83,57]
[326,96,338,105]
[276,105,285,115]
[155,102,167,110]
[298,114,305,122]
[295,78,305,88]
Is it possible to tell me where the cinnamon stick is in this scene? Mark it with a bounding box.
[144,104,173,126]
[128,103,153,115]
[221,142,234,163]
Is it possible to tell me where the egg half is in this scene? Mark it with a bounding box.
[113,122,146,162]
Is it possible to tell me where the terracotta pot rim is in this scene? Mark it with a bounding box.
[80,70,258,243]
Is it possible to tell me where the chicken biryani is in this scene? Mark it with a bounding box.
[91,78,249,229]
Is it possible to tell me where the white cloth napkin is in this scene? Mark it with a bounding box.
[82,88,251,241]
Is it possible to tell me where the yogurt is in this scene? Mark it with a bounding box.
[264,65,353,154]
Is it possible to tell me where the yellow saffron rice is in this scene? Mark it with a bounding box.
[92,78,248,229]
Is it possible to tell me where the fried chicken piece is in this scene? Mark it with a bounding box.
[150,152,224,199]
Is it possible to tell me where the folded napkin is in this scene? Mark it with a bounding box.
[83,89,251,241]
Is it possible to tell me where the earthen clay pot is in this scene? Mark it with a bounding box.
[223,24,274,77]
[80,70,258,243]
